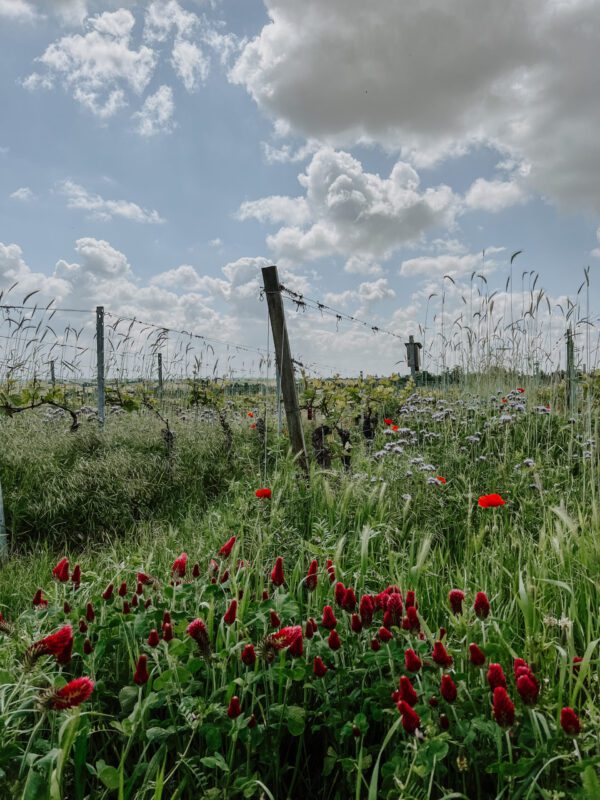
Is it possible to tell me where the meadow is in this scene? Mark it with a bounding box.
[0,377,599,799]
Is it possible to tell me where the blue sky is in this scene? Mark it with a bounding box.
[1,0,599,376]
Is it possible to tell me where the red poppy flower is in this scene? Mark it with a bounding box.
[228,696,242,719]
[432,641,453,668]
[384,418,393,425]
[398,676,418,707]
[52,557,69,583]
[391,425,399,432]
[404,648,422,672]
[250,423,257,429]
[560,707,581,735]
[247,411,254,418]
[255,488,272,499]
[46,677,94,710]
[469,643,486,666]
[440,674,457,703]
[572,656,583,673]
[219,536,236,558]
[148,629,160,648]
[474,591,491,619]
[102,583,114,601]
[241,643,256,666]
[436,476,447,484]
[492,687,515,727]
[305,559,318,590]
[223,599,237,625]
[478,494,506,508]
[448,589,465,615]
[359,594,374,626]
[172,552,187,578]
[28,624,73,665]
[328,629,341,650]
[397,700,420,734]
[313,656,328,677]
[517,387,525,393]
[322,605,337,630]
[270,556,285,586]
[487,663,507,691]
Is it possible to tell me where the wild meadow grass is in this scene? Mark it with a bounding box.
[0,385,599,798]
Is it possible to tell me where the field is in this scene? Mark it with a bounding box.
[0,376,599,800]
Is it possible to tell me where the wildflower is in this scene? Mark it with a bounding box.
[227,696,242,719]
[255,488,272,499]
[83,638,93,655]
[384,418,393,425]
[334,582,346,606]
[71,564,81,588]
[573,656,583,673]
[487,663,507,691]
[386,593,403,626]
[351,614,363,633]
[162,623,174,642]
[86,603,95,623]
[342,587,357,613]
[250,423,256,429]
[397,700,420,734]
[288,633,303,657]
[134,655,149,685]
[130,594,138,608]
[492,687,515,727]
[224,600,237,625]
[192,563,200,578]
[440,714,450,731]
[474,591,491,619]
[313,656,328,677]
[371,638,381,651]
[328,630,341,650]
[122,601,131,615]
[247,411,254,418]
[449,589,465,615]
[241,644,256,666]
[272,626,303,650]
[404,649,422,673]
[305,559,318,590]
[27,625,73,666]
[137,572,153,586]
[469,643,486,666]
[398,676,418,707]
[270,610,281,628]
[270,557,285,587]
[402,606,420,632]
[219,536,236,558]
[144,598,152,609]
[32,589,48,608]
[163,610,171,625]
[172,552,187,579]
[325,559,336,583]
[136,582,143,596]
[148,629,160,648]
[432,641,453,668]
[63,602,71,614]
[516,673,539,705]
[440,674,457,703]
[478,494,505,508]
[321,605,337,630]
[436,476,447,484]
[208,559,219,575]
[560,707,581,735]
[378,627,393,643]
[78,619,87,634]
[219,569,230,584]
[118,581,127,598]
[517,388,525,393]
[187,618,209,654]
[52,558,69,583]
[359,595,374,626]
[102,583,114,601]
[405,590,417,609]
[44,677,94,710]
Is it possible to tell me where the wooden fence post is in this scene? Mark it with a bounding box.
[96,306,105,427]
[0,476,6,560]
[566,326,577,413]
[50,359,56,389]
[262,266,308,473]
[158,353,163,395]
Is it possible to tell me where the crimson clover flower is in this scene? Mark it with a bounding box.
[43,677,94,711]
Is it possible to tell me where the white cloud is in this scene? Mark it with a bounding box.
[144,0,198,42]
[58,180,165,224]
[344,256,382,276]
[465,178,526,212]
[133,85,176,137]
[23,9,157,119]
[171,38,209,91]
[10,186,35,202]
[231,0,600,211]
[209,238,222,247]
[240,147,459,266]
[0,0,35,21]
[401,252,485,279]
[591,227,600,259]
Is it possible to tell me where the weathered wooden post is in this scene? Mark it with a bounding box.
[50,359,56,389]
[566,327,577,413]
[0,477,6,560]
[405,335,423,380]
[96,306,105,427]
[262,266,308,473]
[157,352,163,396]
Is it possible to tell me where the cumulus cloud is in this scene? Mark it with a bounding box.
[239,147,459,266]
[231,0,600,211]
[133,85,176,137]
[465,178,526,212]
[0,0,36,21]
[400,247,505,279]
[10,186,35,202]
[23,9,156,118]
[58,180,165,224]
[591,227,600,259]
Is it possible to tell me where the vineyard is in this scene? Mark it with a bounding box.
[1,265,600,799]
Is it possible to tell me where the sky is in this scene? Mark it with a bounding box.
[1,0,599,378]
